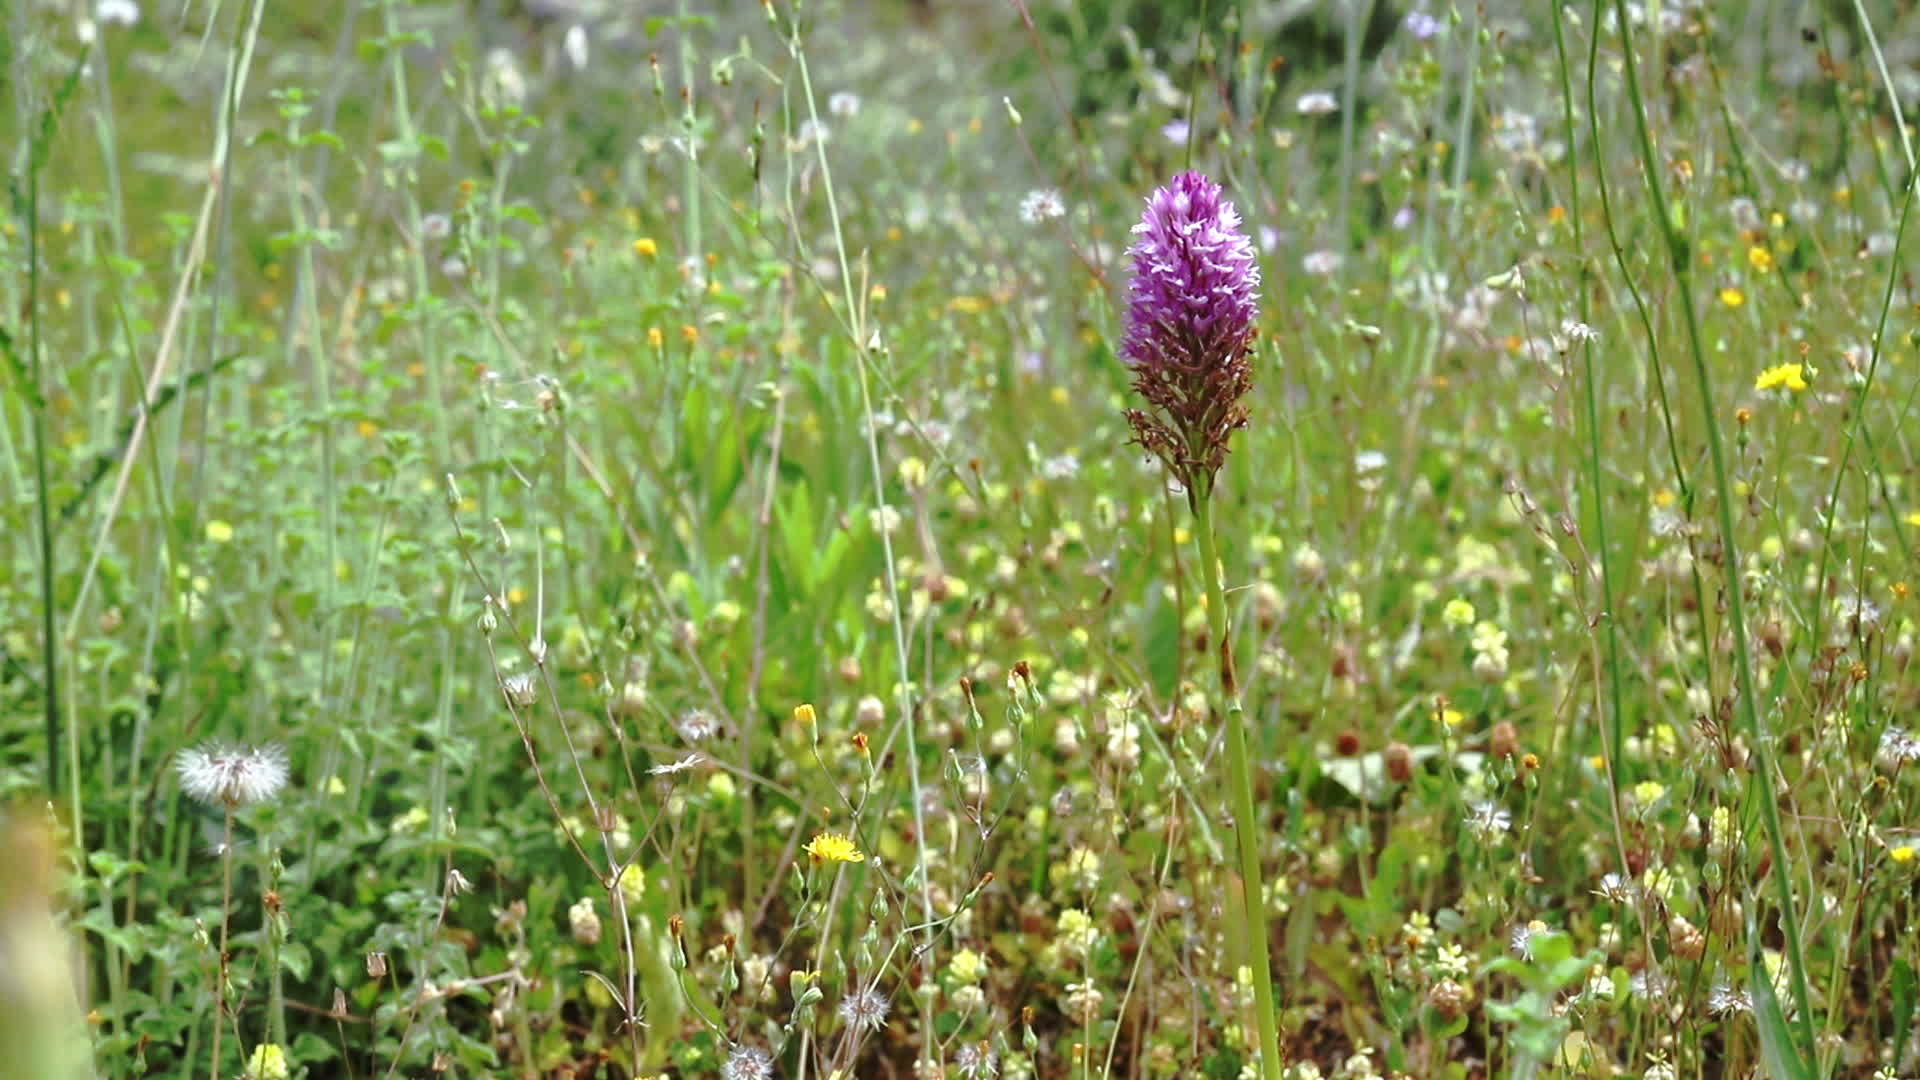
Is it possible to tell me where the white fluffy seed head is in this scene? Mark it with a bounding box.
[177,742,288,808]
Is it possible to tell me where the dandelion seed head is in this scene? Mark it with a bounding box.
[721,1044,773,1080]
[177,742,289,808]
[838,985,890,1032]
[955,1041,999,1078]
[1019,188,1067,224]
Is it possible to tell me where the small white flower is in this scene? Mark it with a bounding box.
[1559,318,1598,346]
[563,24,590,70]
[1509,919,1548,959]
[1877,727,1920,769]
[673,709,717,741]
[1594,871,1637,903]
[794,118,830,147]
[177,742,289,807]
[828,91,862,118]
[1302,250,1343,276]
[95,0,140,26]
[1354,450,1387,475]
[838,985,890,1031]
[648,753,704,777]
[502,672,538,708]
[1161,119,1190,144]
[1463,799,1512,839]
[1295,90,1338,116]
[1630,968,1674,1001]
[1041,453,1080,480]
[1018,188,1066,224]
[955,1041,999,1078]
[1708,982,1753,1015]
[721,1045,773,1080]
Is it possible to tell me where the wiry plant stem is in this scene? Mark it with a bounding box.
[1195,493,1280,1080]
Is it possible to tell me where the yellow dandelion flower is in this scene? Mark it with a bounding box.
[1891,844,1916,865]
[647,327,664,348]
[1720,286,1746,308]
[1754,362,1807,392]
[1747,246,1774,272]
[804,832,864,863]
[633,236,658,258]
[793,703,817,728]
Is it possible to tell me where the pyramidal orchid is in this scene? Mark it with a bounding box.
[1121,170,1261,506]
[1122,170,1281,1079]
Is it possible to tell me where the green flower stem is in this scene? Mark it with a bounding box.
[1193,492,1280,1080]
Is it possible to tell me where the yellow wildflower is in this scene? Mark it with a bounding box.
[618,864,646,904]
[1747,246,1774,272]
[804,832,864,863]
[1720,286,1745,308]
[1754,363,1807,392]
[244,1044,290,1080]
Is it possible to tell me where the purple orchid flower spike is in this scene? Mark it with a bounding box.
[1120,171,1262,505]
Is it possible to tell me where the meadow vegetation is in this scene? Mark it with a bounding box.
[7,0,1920,1077]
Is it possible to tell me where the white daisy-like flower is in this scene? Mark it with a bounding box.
[501,672,537,708]
[648,753,704,777]
[1463,799,1512,839]
[1018,188,1067,225]
[1509,919,1548,959]
[837,985,890,1031]
[1594,871,1637,903]
[177,742,289,807]
[1707,982,1753,1016]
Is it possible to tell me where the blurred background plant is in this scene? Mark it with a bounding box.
[7,0,1920,1077]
